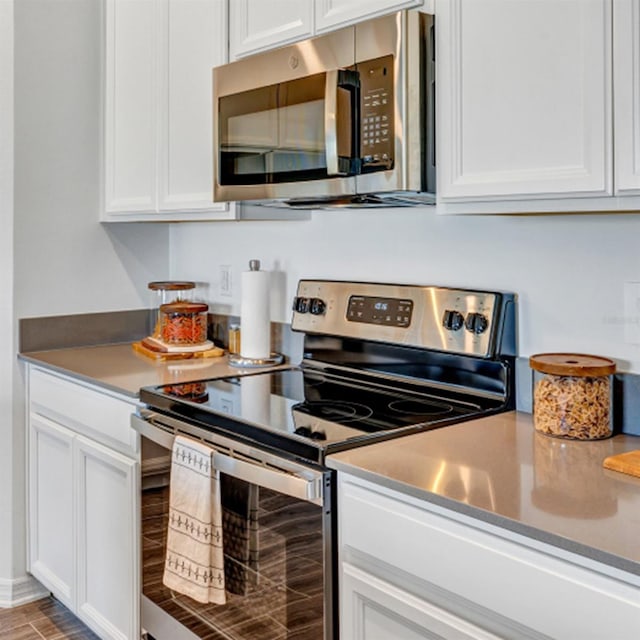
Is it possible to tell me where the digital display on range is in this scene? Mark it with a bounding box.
[347,295,413,327]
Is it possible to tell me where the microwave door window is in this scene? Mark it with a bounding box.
[219,74,330,185]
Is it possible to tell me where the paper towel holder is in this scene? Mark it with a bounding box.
[229,353,284,368]
[229,259,284,368]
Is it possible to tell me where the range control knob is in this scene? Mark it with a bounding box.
[464,312,489,334]
[442,309,464,331]
[293,297,311,313]
[309,298,326,316]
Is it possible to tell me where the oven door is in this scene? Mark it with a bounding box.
[213,28,359,204]
[132,411,334,640]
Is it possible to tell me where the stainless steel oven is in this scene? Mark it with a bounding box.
[133,412,333,640]
[213,11,436,208]
[134,280,517,640]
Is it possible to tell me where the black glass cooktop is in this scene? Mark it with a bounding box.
[140,367,499,461]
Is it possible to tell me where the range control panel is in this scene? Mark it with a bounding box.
[346,295,413,327]
[292,280,515,358]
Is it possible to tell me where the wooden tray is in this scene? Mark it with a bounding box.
[132,341,224,361]
[602,450,640,479]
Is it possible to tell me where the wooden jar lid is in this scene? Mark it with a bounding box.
[160,301,208,314]
[529,353,616,377]
[148,281,195,291]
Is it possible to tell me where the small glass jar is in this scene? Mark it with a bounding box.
[228,324,241,355]
[159,301,208,345]
[530,353,616,440]
[148,281,195,338]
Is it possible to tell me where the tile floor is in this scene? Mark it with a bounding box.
[0,595,99,640]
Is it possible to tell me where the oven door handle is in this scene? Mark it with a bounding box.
[132,414,324,504]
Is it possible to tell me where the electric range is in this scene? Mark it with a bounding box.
[134,280,516,640]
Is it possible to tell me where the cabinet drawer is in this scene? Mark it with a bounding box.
[339,475,640,640]
[342,562,501,640]
[29,368,138,456]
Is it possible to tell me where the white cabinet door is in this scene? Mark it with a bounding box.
[315,0,422,34]
[229,0,314,60]
[614,0,640,195]
[28,415,76,610]
[342,563,501,640]
[104,0,234,220]
[76,436,139,640]
[159,0,230,214]
[104,0,158,214]
[437,0,611,202]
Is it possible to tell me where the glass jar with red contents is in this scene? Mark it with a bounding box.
[148,281,195,338]
[159,301,208,345]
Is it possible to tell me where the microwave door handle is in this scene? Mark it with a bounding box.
[131,413,323,504]
[324,69,359,176]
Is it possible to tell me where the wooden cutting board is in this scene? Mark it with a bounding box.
[132,341,224,361]
[602,450,640,479]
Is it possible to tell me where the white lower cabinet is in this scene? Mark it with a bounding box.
[338,473,640,640]
[29,415,76,610]
[76,436,138,640]
[27,367,139,640]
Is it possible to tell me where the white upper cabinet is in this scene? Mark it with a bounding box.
[437,0,611,203]
[229,0,425,60]
[614,0,640,195]
[229,0,314,60]
[315,0,423,34]
[103,0,234,221]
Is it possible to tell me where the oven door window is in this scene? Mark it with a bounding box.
[218,71,358,186]
[142,452,325,639]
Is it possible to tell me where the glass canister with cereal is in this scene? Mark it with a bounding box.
[529,353,616,440]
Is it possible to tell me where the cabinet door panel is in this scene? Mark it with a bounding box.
[438,0,611,201]
[28,415,75,609]
[104,0,158,213]
[614,0,640,194]
[315,0,422,34]
[229,0,313,59]
[76,436,139,640]
[160,0,231,214]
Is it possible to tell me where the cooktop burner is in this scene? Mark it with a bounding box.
[294,400,374,424]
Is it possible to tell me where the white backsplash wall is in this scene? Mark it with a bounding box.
[171,209,640,374]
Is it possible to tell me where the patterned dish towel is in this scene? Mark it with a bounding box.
[163,435,226,604]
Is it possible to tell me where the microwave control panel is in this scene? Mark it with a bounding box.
[357,55,394,172]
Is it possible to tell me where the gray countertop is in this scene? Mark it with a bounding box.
[328,411,640,577]
[21,343,640,578]
[20,343,285,398]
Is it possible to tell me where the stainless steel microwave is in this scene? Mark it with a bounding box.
[213,11,435,208]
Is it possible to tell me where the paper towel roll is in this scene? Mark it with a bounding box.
[240,261,271,360]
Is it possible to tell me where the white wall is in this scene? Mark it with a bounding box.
[0,0,17,590]
[170,209,640,373]
[13,0,170,319]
